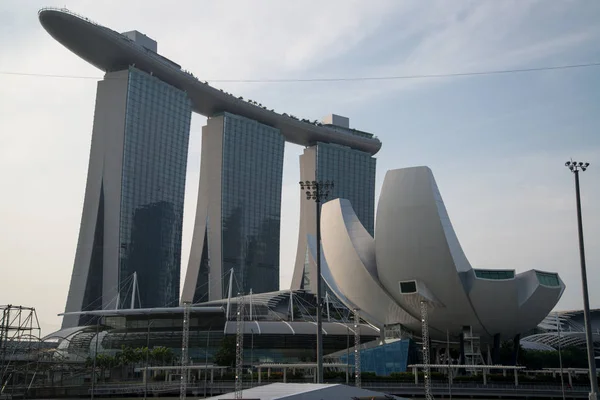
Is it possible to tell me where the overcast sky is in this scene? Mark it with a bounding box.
[1,0,599,335]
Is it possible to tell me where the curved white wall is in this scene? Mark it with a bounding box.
[318,166,565,342]
[375,167,485,335]
[320,199,420,331]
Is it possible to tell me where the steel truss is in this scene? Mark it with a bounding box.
[0,305,42,397]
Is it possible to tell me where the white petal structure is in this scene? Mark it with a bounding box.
[320,199,421,332]
[320,166,565,341]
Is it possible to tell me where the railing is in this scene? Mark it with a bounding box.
[38,7,102,27]
[38,7,184,74]
[15,378,594,400]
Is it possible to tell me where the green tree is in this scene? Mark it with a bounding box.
[150,346,174,366]
[214,336,236,367]
[95,354,118,382]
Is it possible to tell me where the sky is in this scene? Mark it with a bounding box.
[0,0,599,335]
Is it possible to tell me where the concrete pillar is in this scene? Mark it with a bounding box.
[313,368,317,383]
[220,368,224,378]
[503,368,507,377]
[283,368,287,383]
[258,368,261,384]
[492,333,500,364]
[268,368,271,378]
[459,333,466,367]
[143,369,147,384]
[346,364,349,385]
[210,368,214,384]
[413,367,418,384]
[511,334,521,366]
[483,369,487,385]
[514,369,518,387]
[568,370,573,387]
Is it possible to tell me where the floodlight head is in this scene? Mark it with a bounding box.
[584,162,590,167]
[579,162,584,167]
[569,165,574,171]
[565,161,571,167]
[582,167,587,171]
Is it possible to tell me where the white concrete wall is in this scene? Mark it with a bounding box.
[181,116,224,302]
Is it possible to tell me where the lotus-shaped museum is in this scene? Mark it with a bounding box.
[320,166,565,342]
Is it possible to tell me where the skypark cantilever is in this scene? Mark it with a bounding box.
[38,8,381,155]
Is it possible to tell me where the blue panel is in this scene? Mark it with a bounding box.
[340,339,411,375]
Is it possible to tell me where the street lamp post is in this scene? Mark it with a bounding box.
[299,179,334,384]
[565,160,598,400]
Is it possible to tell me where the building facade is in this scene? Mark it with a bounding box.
[319,166,565,348]
[39,9,382,327]
[62,66,192,328]
[182,112,285,303]
[291,116,376,294]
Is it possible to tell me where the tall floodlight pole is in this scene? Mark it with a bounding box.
[299,179,334,384]
[565,160,598,400]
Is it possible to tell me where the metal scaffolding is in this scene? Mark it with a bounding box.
[179,302,191,400]
[0,305,41,397]
[235,293,246,399]
[420,301,433,400]
[353,308,361,388]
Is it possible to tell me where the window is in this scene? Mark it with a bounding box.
[536,271,560,287]
[399,281,417,294]
[474,269,515,280]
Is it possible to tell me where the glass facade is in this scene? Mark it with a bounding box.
[339,339,413,375]
[195,112,285,299]
[118,67,192,309]
[316,142,376,235]
[97,315,379,365]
